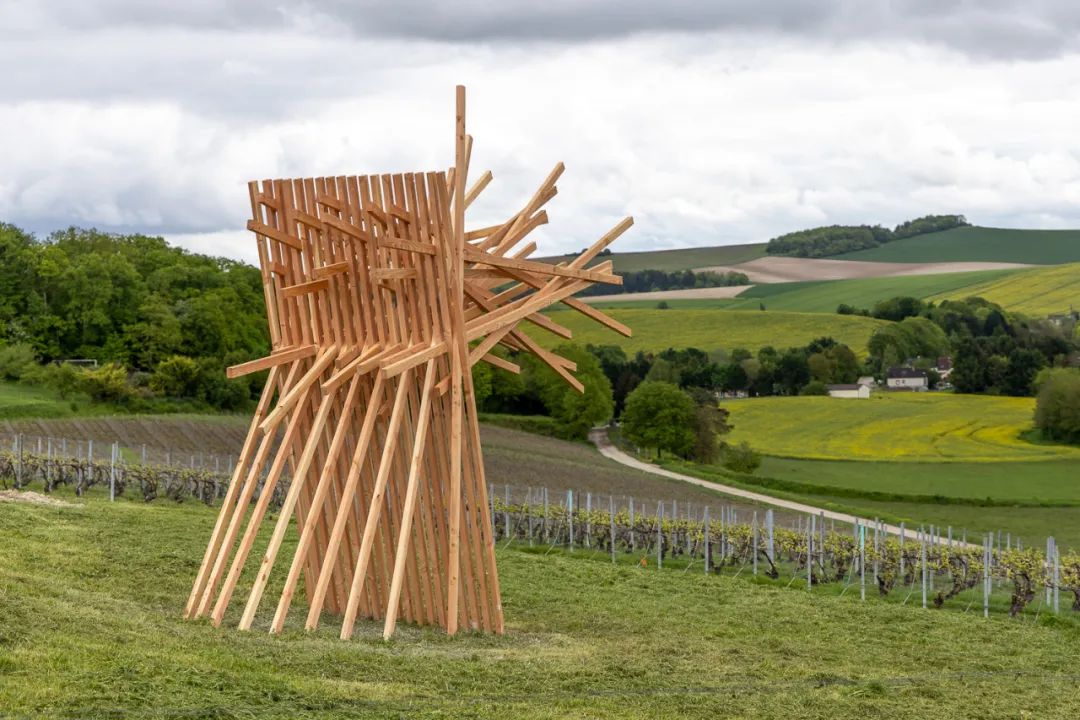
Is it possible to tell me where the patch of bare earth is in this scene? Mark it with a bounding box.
[695,256,1033,283]
[0,490,76,508]
[581,285,753,303]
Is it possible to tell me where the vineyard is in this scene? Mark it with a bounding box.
[3,440,1076,621]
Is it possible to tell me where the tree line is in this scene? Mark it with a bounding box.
[766,214,969,258]
[0,223,268,411]
[576,269,749,297]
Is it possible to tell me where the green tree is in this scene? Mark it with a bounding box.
[528,344,613,440]
[621,381,695,458]
[1034,370,1080,443]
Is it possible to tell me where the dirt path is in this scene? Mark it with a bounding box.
[590,428,969,546]
[695,256,1032,284]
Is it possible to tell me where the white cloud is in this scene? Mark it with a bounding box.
[3,8,1080,263]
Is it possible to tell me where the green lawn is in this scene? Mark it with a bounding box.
[541,242,767,273]
[837,226,1080,264]
[533,308,888,354]
[759,456,1080,504]
[3,496,1080,718]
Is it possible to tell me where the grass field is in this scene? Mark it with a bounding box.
[0,382,87,419]
[928,262,1080,316]
[759,456,1080,503]
[723,393,1079,462]
[541,242,767,273]
[3,497,1080,718]
[590,269,1022,314]
[837,226,1080,264]
[533,308,888,354]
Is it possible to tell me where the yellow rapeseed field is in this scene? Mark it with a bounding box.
[723,392,1080,462]
[929,262,1080,317]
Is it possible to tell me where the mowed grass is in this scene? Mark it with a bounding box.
[3,498,1080,719]
[928,262,1080,316]
[722,393,1080,462]
[541,242,767,273]
[532,308,888,354]
[838,226,1080,264]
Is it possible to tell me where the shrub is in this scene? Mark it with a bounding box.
[150,356,201,398]
[79,363,133,403]
[800,380,829,396]
[721,441,762,474]
[0,342,37,381]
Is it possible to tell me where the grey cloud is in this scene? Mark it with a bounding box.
[17,0,1080,59]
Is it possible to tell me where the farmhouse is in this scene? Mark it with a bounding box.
[826,383,871,399]
[886,367,928,391]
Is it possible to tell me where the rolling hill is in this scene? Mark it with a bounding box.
[836,226,1080,264]
[722,393,1080,463]
[542,242,767,272]
[928,262,1080,316]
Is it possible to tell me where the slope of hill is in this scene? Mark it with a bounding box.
[2,498,1078,718]
[533,308,888,354]
[928,262,1080,316]
[543,242,767,272]
[586,268,1017,313]
[726,269,1021,312]
[837,226,1080,264]
[722,394,1080,463]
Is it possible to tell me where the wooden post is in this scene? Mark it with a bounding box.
[703,506,710,574]
[609,494,615,564]
[568,490,574,551]
[656,501,663,570]
[752,510,758,577]
[921,527,927,609]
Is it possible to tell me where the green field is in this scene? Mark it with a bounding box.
[534,308,888,354]
[591,269,1022,314]
[542,242,767,272]
[3,496,1080,718]
[723,393,1079,462]
[928,262,1080,316]
[837,226,1080,264]
[0,382,86,419]
[759,456,1080,503]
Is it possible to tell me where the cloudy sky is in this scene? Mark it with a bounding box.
[3,1,1080,264]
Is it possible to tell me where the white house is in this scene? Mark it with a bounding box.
[886,367,928,391]
[826,383,871,399]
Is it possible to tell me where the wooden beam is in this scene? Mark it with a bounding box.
[226,345,316,379]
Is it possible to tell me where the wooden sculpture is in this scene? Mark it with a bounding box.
[183,86,632,639]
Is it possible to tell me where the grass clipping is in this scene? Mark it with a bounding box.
[0,489,75,508]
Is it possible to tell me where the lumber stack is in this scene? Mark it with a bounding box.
[184,86,633,639]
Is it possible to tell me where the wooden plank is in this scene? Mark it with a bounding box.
[247,220,303,251]
[312,261,350,280]
[226,345,316,379]
[281,278,329,298]
[464,248,620,285]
